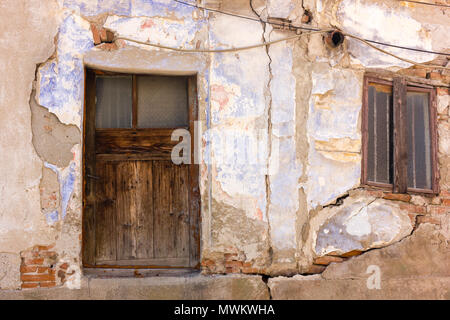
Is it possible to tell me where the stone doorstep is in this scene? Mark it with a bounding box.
[0,274,270,300]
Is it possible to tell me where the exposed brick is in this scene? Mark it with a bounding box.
[382,193,411,202]
[313,256,345,266]
[59,263,69,270]
[442,199,450,206]
[37,267,50,273]
[21,274,56,282]
[225,260,243,268]
[428,206,448,215]
[90,23,101,45]
[417,215,441,225]
[224,253,238,261]
[366,190,383,198]
[399,204,426,214]
[411,68,427,78]
[200,259,215,268]
[21,282,39,289]
[39,281,57,288]
[340,250,363,258]
[429,72,442,80]
[35,244,55,251]
[437,87,449,96]
[304,264,326,274]
[23,258,44,266]
[20,265,37,273]
[241,267,260,274]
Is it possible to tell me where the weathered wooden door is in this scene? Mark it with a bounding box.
[82,70,200,268]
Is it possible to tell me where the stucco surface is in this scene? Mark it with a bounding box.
[0,0,448,297]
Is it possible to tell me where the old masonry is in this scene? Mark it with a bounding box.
[0,0,449,299]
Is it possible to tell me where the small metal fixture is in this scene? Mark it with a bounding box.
[325,30,345,48]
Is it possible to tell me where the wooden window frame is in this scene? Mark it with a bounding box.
[361,75,439,195]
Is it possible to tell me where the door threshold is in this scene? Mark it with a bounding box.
[83,267,199,278]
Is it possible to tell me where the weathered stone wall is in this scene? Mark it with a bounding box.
[0,0,448,298]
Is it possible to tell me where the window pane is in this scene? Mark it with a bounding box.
[95,76,132,128]
[367,83,394,184]
[407,91,432,190]
[137,75,188,128]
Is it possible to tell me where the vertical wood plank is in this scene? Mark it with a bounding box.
[393,77,408,193]
[135,160,154,259]
[95,161,117,262]
[82,69,97,266]
[153,161,177,258]
[116,161,137,260]
[188,76,200,268]
[172,164,190,258]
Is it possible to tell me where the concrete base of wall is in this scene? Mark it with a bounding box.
[1,273,449,300]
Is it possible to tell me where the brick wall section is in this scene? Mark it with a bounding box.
[20,244,58,289]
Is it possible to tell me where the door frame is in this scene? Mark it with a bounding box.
[81,68,200,270]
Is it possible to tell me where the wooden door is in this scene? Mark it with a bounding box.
[82,70,200,268]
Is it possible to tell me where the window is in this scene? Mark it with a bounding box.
[362,76,439,194]
[95,73,189,129]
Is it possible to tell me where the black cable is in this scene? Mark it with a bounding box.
[397,0,450,8]
[174,0,450,57]
[173,0,321,32]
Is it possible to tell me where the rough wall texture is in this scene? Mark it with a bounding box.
[0,0,448,298]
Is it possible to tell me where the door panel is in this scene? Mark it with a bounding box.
[83,70,199,269]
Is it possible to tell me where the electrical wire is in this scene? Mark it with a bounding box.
[397,0,450,8]
[174,0,450,57]
[116,32,450,70]
[116,30,331,53]
[343,33,450,70]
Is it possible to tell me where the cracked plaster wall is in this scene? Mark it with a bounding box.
[0,0,449,290]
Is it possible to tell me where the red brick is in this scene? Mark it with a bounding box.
[242,267,260,274]
[442,199,450,206]
[399,204,426,214]
[440,190,450,197]
[200,259,215,267]
[23,258,44,266]
[21,282,39,289]
[20,265,37,273]
[429,72,442,80]
[437,87,449,96]
[428,206,448,215]
[21,274,56,282]
[224,253,238,260]
[225,260,243,268]
[313,256,345,266]
[382,193,411,202]
[411,68,427,78]
[39,281,57,288]
[59,263,69,270]
[366,190,383,197]
[90,23,101,45]
[37,267,50,273]
[304,264,326,274]
[417,215,441,225]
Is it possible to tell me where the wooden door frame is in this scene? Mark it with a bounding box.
[81,68,201,270]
